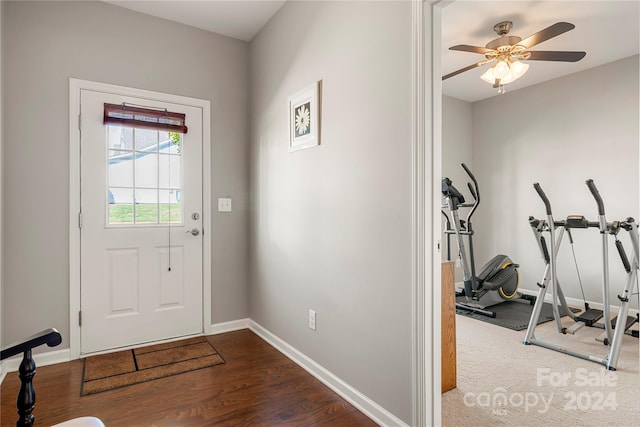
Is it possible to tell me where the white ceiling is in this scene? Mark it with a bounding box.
[104,0,286,42]
[442,1,640,102]
[104,1,639,103]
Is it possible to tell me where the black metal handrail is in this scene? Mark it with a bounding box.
[1,328,62,427]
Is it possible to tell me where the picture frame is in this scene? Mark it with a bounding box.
[288,81,320,152]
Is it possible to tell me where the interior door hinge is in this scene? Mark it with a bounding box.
[78,212,83,229]
[79,310,82,327]
[78,114,81,131]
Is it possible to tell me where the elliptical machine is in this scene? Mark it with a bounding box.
[442,163,524,318]
[523,179,639,370]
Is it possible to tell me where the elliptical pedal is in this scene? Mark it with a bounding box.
[576,309,604,326]
[575,304,603,327]
[566,305,603,335]
[612,314,639,331]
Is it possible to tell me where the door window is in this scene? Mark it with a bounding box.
[107,126,183,226]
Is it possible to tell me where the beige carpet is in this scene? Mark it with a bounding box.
[442,314,640,426]
[81,336,225,395]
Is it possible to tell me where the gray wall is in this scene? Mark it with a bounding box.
[249,1,413,422]
[442,95,473,182]
[470,56,639,308]
[442,95,472,273]
[1,1,250,348]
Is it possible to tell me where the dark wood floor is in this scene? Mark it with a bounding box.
[1,329,377,426]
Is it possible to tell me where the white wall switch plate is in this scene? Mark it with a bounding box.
[308,309,316,331]
[218,198,232,212]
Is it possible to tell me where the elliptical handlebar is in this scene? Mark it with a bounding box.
[533,182,552,215]
[461,163,480,222]
[586,179,605,216]
[467,182,477,201]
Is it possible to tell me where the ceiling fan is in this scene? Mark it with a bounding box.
[443,21,586,92]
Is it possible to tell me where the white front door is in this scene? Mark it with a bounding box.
[80,89,203,354]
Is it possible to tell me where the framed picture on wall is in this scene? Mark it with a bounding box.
[288,81,320,152]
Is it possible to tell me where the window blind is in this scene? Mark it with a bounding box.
[103,103,188,134]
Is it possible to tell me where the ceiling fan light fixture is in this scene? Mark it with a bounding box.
[480,59,529,87]
[480,67,496,84]
[493,60,510,79]
[446,21,585,95]
[500,60,529,84]
[510,60,529,79]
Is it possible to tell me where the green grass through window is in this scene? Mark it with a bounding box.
[109,203,181,224]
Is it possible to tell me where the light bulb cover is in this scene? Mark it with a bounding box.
[480,67,496,84]
[510,60,529,79]
[493,60,510,79]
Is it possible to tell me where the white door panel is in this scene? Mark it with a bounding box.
[80,89,203,354]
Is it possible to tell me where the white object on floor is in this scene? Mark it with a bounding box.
[51,417,105,427]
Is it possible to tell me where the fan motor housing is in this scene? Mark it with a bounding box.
[486,21,521,50]
[486,35,522,50]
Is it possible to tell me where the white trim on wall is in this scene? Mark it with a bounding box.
[413,1,445,425]
[430,3,445,426]
[411,1,427,425]
[68,78,212,359]
[249,320,408,427]
[1,349,71,377]
[210,318,250,335]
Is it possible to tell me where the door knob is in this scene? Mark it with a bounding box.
[186,228,200,236]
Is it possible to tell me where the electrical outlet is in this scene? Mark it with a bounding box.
[308,309,316,331]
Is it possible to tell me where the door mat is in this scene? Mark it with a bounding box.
[456,298,581,331]
[81,336,225,396]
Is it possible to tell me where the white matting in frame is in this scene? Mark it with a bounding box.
[288,81,320,152]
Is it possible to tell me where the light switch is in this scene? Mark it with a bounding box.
[218,198,232,212]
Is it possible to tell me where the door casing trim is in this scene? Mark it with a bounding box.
[69,78,212,359]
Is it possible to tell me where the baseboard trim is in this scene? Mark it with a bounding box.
[210,318,250,335]
[248,320,408,427]
[1,348,71,377]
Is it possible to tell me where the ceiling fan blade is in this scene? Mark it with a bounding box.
[443,62,484,80]
[517,22,575,49]
[527,51,586,62]
[449,45,495,55]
